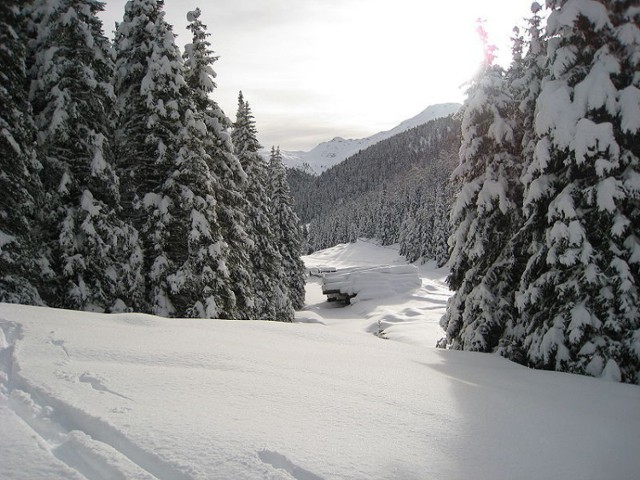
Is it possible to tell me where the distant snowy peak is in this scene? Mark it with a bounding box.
[277,103,461,175]
[379,103,462,140]
[278,150,314,175]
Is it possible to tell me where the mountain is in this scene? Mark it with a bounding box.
[288,113,461,223]
[276,103,461,175]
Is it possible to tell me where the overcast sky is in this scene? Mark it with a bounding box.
[99,0,537,151]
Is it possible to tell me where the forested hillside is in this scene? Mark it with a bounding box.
[288,115,461,264]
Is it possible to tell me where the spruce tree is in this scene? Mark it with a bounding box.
[183,8,255,319]
[439,22,522,352]
[377,184,398,246]
[432,186,451,267]
[398,215,420,262]
[498,3,548,359]
[515,0,640,383]
[113,0,235,318]
[0,1,46,305]
[232,93,290,320]
[507,2,546,191]
[28,0,142,312]
[269,146,307,311]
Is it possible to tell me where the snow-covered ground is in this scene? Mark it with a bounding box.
[301,241,450,347]
[1,240,639,480]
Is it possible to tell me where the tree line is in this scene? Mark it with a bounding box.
[0,0,305,321]
[440,1,639,384]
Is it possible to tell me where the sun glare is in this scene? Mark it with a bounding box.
[284,2,490,137]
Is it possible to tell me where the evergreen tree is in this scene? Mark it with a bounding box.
[432,185,451,267]
[113,0,235,318]
[232,93,290,320]
[439,21,522,352]
[269,146,307,311]
[300,223,311,255]
[377,183,398,246]
[515,0,640,383]
[398,215,420,262]
[498,2,548,359]
[507,2,546,192]
[0,1,46,305]
[28,0,142,312]
[183,8,255,319]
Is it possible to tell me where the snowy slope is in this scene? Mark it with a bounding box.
[1,241,640,480]
[320,264,421,303]
[275,103,461,174]
[300,240,451,345]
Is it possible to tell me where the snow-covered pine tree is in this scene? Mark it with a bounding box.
[431,148,459,267]
[268,146,307,311]
[232,93,291,321]
[183,8,255,319]
[439,20,522,352]
[418,200,436,259]
[432,185,451,267]
[498,3,548,359]
[377,183,399,246]
[515,0,640,383]
[113,0,235,318]
[509,2,546,179]
[300,223,311,255]
[397,181,423,261]
[418,205,435,260]
[0,1,47,305]
[398,215,420,262]
[28,0,142,312]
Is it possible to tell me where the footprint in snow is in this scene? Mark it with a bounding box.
[258,450,325,480]
[79,373,133,401]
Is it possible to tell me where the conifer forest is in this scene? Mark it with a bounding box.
[0,0,305,322]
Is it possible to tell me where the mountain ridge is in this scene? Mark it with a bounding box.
[270,102,461,175]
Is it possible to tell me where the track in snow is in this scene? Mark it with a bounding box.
[0,321,194,480]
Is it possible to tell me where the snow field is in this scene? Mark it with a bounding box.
[302,240,450,346]
[0,241,639,479]
[320,264,420,303]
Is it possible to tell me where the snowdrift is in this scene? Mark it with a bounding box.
[321,264,421,303]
